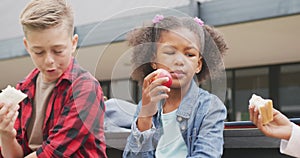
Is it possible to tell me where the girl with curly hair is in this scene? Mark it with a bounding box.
[123,15,228,158]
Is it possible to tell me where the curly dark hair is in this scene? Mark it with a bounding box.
[127,16,228,85]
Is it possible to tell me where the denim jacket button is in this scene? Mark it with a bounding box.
[180,125,186,130]
[177,116,183,122]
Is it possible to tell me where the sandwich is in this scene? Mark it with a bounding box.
[249,94,273,124]
[0,85,27,105]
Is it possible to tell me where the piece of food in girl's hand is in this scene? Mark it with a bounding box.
[249,94,273,125]
[151,69,172,88]
[0,85,27,105]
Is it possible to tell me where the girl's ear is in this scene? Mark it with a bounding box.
[195,57,203,73]
[151,63,157,69]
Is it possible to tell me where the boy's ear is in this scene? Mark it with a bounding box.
[71,34,78,53]
[23,37,30,54]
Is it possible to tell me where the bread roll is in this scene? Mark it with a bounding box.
[0,85,27,105]
[249,94,273,124]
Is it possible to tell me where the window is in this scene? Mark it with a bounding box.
[225,63,300,121]
[279,64,300,118]
[100,62,300,121]
[234,68,269,121]
[225,70,234,121]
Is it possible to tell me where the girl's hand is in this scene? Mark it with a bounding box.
[249,105,293,140]
[137,70,170,131]
[0,102,19,138]
[139,69,171,118]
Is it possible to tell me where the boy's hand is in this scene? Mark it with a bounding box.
[0,102,19,138]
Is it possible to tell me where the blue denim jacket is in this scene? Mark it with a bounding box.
[123,81,227,158]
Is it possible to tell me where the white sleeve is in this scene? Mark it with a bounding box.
[280,123,300,157]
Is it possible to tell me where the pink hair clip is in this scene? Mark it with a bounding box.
[152,14,164,24]
[194,17,204,26]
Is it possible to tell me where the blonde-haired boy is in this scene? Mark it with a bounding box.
[0,0,107,157]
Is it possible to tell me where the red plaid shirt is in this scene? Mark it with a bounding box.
[13,58,107,157]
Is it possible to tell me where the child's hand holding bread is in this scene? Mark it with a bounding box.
[249,94,293,140]
[0,85,27,139]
